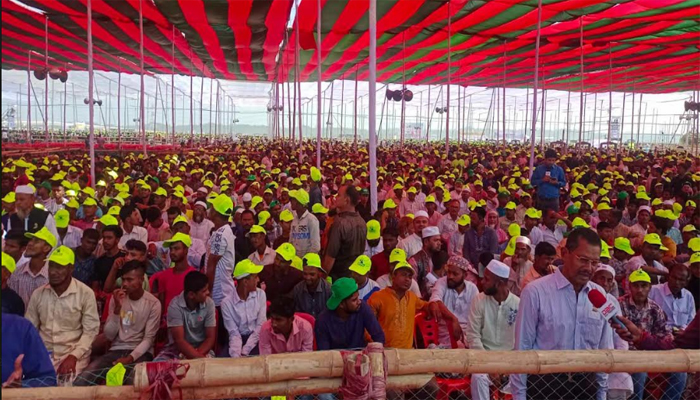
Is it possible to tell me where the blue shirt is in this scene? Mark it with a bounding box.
[2,314,56,387]
[512,268,613,400]
[531,163,566,199]
[315,302,385,350]
[649,283,696,329]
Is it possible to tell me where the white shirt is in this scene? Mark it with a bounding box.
[189,218,215,243]
[649,283,696,329]
[248,246,276,266]
[437,214,459,237]
[398,234,422,259]
[430,277,479,344]
[399,197,424,217]
[448,231,465,257]
[376,273,421,297]
[357,278,380,301]
[529,224,566,248]
[58,225,84,249]
[220,288,267,358]
[206,225,237,306]
[119,225,148,248]
[155,237,207,270]
[290,210,321,258]
[465,291,520,351]
[364,239,384,258]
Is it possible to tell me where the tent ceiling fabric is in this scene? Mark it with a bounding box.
[2,0,698,93]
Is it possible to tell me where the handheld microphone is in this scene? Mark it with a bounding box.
[588,289,627,332]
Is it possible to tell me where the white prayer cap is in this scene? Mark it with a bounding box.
[197,187,208,194]
[194,201,208,209]
[414,210,429,219]
[595,264,616,278]
[242,193,252,202]
[422,226,440,238]
[486,260,511,279]
[16,185,36,195]
[515,236,532,247]
[638,206,652,214]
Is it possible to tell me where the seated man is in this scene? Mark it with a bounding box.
[154,215,207,270]
[26,246,100,379]
[103,239,151,294]
[259,296,314,355]
[221,260,267,358]
[259,243,304,303]
[2,313,56,388]
[292,253,331,318]
[348,255,380,301]
[71,228,100,287]
[154,271,216,361]
[8,227,56,307]
[315,278,385,350]
[429,256,479,345]
[2,252,24,316]
[74,261,161,386]
[151,233,197,316]
[375,248,422,297]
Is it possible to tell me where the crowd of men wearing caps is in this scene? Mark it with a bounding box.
[1,142,699,400]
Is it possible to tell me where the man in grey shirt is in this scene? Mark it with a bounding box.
[155,271,217,360]
[323,186,367,281]
[462,207,499,267]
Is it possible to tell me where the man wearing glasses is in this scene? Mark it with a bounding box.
[511,228,614,400]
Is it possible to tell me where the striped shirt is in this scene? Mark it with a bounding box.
[57,225,83,249]
[7,258,49,307]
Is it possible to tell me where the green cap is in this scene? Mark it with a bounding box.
[326,277,358,311]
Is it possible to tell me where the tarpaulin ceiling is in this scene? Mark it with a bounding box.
[2,0,699,93]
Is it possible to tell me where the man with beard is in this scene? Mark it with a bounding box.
[7,185,58,239]
[151,233,198,316]
[315,278,385,350]
[466,260,520,400]
[398,210,429,259]
[462,207,499,267]
[234,210,256,260]
[512,228,613,400]
[26,246,99,379]
[408,226,442,297]
[292,253,331,318]
[289,189,320,258]
[189,201,214,243]
[429,256,479,345]
[260,243,304,303]
[8,227,56,307]
[399,187,423,218]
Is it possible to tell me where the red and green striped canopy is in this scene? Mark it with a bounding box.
[2,0,698,93]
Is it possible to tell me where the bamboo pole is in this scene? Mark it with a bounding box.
[5,374,433,400]
[131,348,700,391]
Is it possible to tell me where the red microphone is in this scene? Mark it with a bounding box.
[588,289,627,331]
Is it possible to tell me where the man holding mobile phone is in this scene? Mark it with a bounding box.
[531,149,566,213]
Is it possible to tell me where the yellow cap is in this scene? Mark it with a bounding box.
[173,215,189,226]
[82,187,96,197]
[600,241,610,259]
[210,194,234,216]
[302,253,322,269]
[248,225,267,235]
[2,252,16,274]
[392,261,414,274]
[233,259,263,279]
[96,214,119,227]
[2,192,15,203]
[312,204,329,214]
[163,232,192,248]
[686,200,697,208]
[389,248,407,263]
[25,227,57,248]
[108,205,121,216]
[690,252,700,264]
[279,209,294,222]
[629,269,651,284]
[83,197,98,207]
[508,223,521,237]
[613,237,635,255]
[55,209,70,229]
[367,220,381,240]
[65,198,80,209]
[597,202,612,211]
[524,208,541,220]
[154,187,168,197]
[310,167,322,182]
[349,255,372,276]
[251,195,264,208]
[258,211,271,225]
[276,242,297,262]
[682,224,697,233]
[407,187,418,194]
[384,198,397,209]
[636,192,651,201]
[289,189,309,206]
[689,237,700,253]
[48,245,75,266]
[291,256,303,271]
[425,195,436,204]
[643,233,669,251]
[457,214,471,227]
[504,201,516,210]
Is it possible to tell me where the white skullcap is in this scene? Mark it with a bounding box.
[422,226,440,238]
[662,200,674,206]
[279,173,288,179]
[486,260,511,279]
[595,264,616,278]
[515,236,532,247]
[235,208,245,214]
[194,201,208,209]
[414,210,429,219]
[197,187,208,194]
[638,206,652,214]
[16,185,35,195]
[242,193,252,202]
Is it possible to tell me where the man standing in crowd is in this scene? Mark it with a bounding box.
[289,189,321,257]
[25,246,99,379]
[189,202,215,243]
[323,186,367,281]
[466,260,520,400]
[531,148,566,212]
[512,228,613,400]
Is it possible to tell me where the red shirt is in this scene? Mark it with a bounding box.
[151,265,196,313]
[370,251,392,281]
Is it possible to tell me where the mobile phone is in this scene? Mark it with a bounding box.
[545,171,551,177]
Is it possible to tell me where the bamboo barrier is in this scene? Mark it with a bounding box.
[132,348,700,391]
[3,374,434,400]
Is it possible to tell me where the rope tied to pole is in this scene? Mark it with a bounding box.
[139,361,190,400]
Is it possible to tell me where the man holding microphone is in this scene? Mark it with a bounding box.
[531,149,566,212]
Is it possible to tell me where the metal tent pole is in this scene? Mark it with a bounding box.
[637,93,643,144]
[190,74,193,140]
[354,68,358,146]
[117,68,122,150]
[426,85,431,140]
[27,52,32,143]
[578,16,584,144]
[171,25,176,145]
[445,0,451,155]
[631,92,635,146]
[88,0,96,187]
[527,0,543,177]
[139,0,146,156]
[295,0,303,150]
[540,88,547,145]
[209,79,213,137]
[63,78,67,136]
[154,79,159,135]
[457,85,461,144]
[368,0,378,214]
[502,41,507,145]
[315,0,322,168]
[44,16,49,143]
[620,92,626,147]
[565,91,570,145]
[607,44,612,143]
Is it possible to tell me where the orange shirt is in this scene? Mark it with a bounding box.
[367,287,428,349]
[661,236,677,266]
